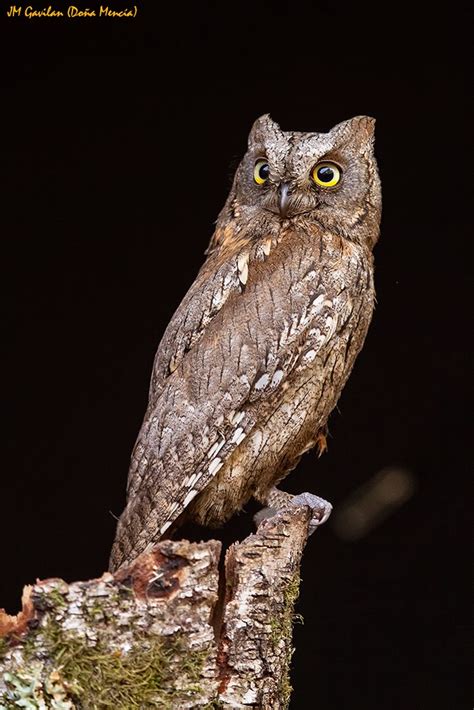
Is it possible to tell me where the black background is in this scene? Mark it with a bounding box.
[1,2,469,708]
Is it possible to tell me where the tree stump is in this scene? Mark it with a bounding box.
[0,506,311,709]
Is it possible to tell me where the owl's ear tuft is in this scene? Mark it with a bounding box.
[248,114,282,147]
[331,115,376,146]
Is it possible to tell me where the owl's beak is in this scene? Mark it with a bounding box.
[278,183,290,219]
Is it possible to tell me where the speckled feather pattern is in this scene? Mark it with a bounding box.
[110,115,381,571]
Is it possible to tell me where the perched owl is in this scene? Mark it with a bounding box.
[109,114,381,572]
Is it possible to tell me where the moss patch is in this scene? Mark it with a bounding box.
[269,571,303,709]
[1,621,210,709]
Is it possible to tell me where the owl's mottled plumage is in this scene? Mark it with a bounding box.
[110,114,381,572]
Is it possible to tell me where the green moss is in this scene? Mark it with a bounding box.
[1,616,211,709]
[270,572,302,643]
[269,571,303,710]
[43,588,68,610]
[51,635,206,708]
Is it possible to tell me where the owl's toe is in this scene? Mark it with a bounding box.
[290,492,333,534]
[254,488,332,536]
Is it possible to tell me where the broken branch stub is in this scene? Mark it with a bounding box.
[0,506,311,709]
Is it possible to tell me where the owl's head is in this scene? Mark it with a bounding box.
[218,114,381,249]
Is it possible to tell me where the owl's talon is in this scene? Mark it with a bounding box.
[254,489,332,536]
[289,492,333,535]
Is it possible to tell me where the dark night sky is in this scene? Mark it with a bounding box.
[0,3,469,708]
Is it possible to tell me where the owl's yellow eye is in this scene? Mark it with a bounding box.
[312,162,342,188]
[254,159,270,185]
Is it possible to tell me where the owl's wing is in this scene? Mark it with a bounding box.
[147,250,245,404]
[112,233,364,569]
[125,250,244,502]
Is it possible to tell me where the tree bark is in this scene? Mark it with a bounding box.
[0,506,311,709]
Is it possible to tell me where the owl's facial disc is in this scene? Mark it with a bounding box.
[220,114,380,240]
[250,156,332,219]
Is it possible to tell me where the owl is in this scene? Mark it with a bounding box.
[109,114,381,572]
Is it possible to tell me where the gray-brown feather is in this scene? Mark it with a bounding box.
[110,114,381,572]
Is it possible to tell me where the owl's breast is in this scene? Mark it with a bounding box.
[188,233,374,527]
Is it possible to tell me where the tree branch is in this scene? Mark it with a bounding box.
[0,506,311,709]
